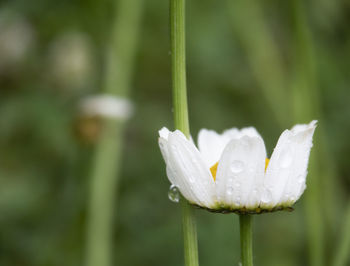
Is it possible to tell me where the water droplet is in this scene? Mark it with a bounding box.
[230,160,245,173]
[252,189,258,194]
[234,182,241,188]
[228,177,233,183]
[280,149,292,168]
[290,196,296,202]
[261,189,272,204]
[297,175,304,184]
[189,176,195,183]
[227,187,233,195]
[235,196,241,205]
[168,185,180,203]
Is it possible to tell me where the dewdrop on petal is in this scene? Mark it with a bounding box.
[158,120,317,214]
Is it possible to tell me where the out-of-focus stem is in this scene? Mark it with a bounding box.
[170,1,199,266]
[239,215,253,266]
[333,201,350,266]
[85,0,143,266]
[227,0,290,127]
[228,1,337,266]
[289,1,339,265]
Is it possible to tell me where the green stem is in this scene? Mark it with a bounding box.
[333,201,350,266]
[182,200,199,266]
[170,0,190,137]
[170,1,199,266]
[85,0,143,265]
[290,2,328,265]
[239,215,253,266]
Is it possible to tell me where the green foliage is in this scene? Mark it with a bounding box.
[0,0,350,265]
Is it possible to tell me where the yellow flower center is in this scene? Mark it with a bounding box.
[210,158,270,181]
[210,162,219,181]
[265,158,269,171]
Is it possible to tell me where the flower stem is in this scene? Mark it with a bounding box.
[239,215,253,266]
[170,0,199,266]
[85,0,143,265]
[333,201,350,266]
[170,0,190,137]
[181,199,199,266]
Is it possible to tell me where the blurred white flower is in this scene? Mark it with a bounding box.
[47,32,95,90]
[79,94,134,120]
[158,120,317,212]
[0,11,35,72]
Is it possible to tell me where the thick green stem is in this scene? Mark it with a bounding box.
[182,200,199,266]
[85,0,143,266]
[170,0,190,137]
[239,215,253,266]
[170,0,199,266]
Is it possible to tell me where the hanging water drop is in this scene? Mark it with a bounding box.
[168,185,180,203]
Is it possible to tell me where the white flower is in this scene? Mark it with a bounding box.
[158,120,317,212]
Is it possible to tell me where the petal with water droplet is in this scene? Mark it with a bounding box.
[216,136,266,209]
[168,131,216,208]
[263,120,317,207]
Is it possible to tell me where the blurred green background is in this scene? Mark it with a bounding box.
[0,0,350,265]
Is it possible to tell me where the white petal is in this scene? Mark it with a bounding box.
[222,128,240,139]
[291,120,317,134]
[158,130,177,186]
[167,130,216,207]
[197,129,229,168]
[262,121,317,207]
[215,136,266,209]
[159,137,169,163]
[159,127,170,140]
[223,127,262,139]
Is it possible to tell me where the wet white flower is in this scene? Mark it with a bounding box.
[158,120,317,212]
[47,32,95,90]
